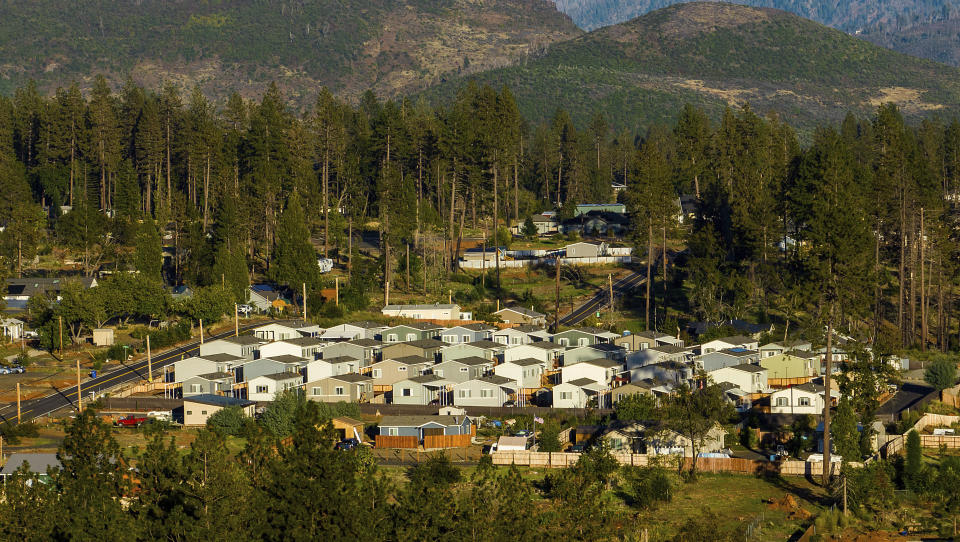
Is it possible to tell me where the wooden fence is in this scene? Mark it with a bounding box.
[767,377,813,388]
[423,434,472,449]
[375,435,418,449]
[489,451,846,475]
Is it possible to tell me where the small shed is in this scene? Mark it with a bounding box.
[93,328,115,347]
[332,416,366,442]
[495,436,528,452]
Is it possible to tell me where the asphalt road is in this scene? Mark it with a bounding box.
[0,320,270,425]
[559,271,647,326]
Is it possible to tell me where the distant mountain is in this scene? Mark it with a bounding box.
[426,3,960,133]
[552,0,958,32]
[0,0,580,102]
[860,17,960,67]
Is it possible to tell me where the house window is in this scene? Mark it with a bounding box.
[443,335,455,343]
[480,389,493,398]
[776,397,788,407]
[401,388,412,397]
[496,337,507,345]
[578,338,589,346]
[458,390,471,398]
[512,338,520,345]
[201,410,207,415]
[398,366,407,372]
[256,385,269,393]
[387,334,398,342]
[558,338,568,346]
[462,335,470,343]
[560,392,572,400]
[335,386,345,395]
[311,387,322,396]
[387,427,398,436]
[372,369,382,378]
[186,410,192,416]
[190,384,201,393]
[406,334,416,341]
[435,369,444,377]
[798,397,811,407]
[460,367,469,373]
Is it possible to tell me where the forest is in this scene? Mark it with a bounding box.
[1,77,960,352]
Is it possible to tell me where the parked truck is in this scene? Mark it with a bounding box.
[113,415,148,427]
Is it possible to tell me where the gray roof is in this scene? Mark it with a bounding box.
[527,341,563,350]
[284,336,326,347]
[184,394,255,407]
[496,306,546,318]
[347,338,383,347]
[379,415,465,428]
[648,344,688,354]
[391,339,445,349]
[319,355,360,365]
[721,363,766,374]
[5,277,96,298]
[717,348,758,357]
[200,353,244,363]
[223,334,263,345]
[476,375,515,385]
[0,453,61,476]
[792,382,826,394]
[443,356,491,366]
[327,372,373,383]
[255,372,304,382]
[196,371,233,380]
[459,322,496,331]
[466,340,502,349]
[763,339,810,349]
[387,322,443,331]
[635,330,672,340]
[581,358,623,369]
[568,377,601,387]
[265,354,309,364]
[514,324,546,333]
[507,357,543,367]
[384,355,434,366]
[408,374,447,384]
[348,321,388,329]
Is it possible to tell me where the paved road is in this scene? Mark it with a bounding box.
[559,271,647,326]
[0,320,269,425]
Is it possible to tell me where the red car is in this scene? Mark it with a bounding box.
[113,415,148,428]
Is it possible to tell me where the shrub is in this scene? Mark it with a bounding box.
[206,405,247,437]
[925,358,958,390]
[627,466,673,510]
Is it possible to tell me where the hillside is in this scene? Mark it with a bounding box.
[424,2,960,133]
[860,18,960,67]
[552,0,959,32]
[0,0,580,102]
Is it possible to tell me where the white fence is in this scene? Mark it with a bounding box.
[459,255,631,269]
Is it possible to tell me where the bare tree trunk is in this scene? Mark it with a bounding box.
[449,171,457,271]
[513,155,519,222]
[920,208,926,351]
[202,154,210,231]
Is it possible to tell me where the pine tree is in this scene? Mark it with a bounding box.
[134,218,163,282]
[270,191,318,293]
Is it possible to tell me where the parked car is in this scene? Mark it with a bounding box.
[114,415,148,428]
[147,411,172,422]
[513,430,532,438]
[567,444,586,453]
[334,438,361,451]
[502,400,516,407]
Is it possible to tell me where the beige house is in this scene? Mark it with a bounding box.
[381,303,470,320]
[369,356,435,389]
[493,306,547,326]
[306,373,374,403]
[181,394,255,426]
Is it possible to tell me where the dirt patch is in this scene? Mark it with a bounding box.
[674,79,757,106]
[867,86,944,110]
[768,494,812,521]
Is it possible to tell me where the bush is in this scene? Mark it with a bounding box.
[627,466,673,510]
[925,358,958,390]
[206,406,247,437]
[130,321,191,349]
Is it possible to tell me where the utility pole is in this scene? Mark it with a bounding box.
[303,282,308,321]
[58,315,63,357]
[234,303,239,336]
[199,319,204,345]
[608,273,614,319]
[76,359,82,413]
[335,277,339,306]
[843,474,848,516]
[146,334,152,383]
[16,383,21,424]
[448,289,452,304]
[385,281,390,306]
